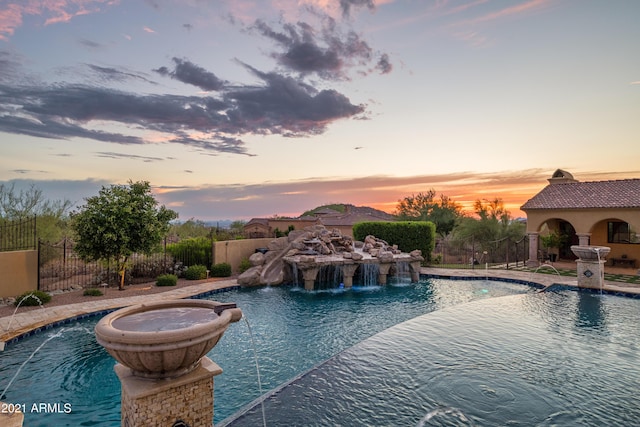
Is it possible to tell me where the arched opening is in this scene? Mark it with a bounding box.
[538,218,577,262]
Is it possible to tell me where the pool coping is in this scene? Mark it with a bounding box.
[0,279,240,348]
[2,268,639,349]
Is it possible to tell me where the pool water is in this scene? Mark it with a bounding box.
[225,288,640,426]
[1,278,637,426]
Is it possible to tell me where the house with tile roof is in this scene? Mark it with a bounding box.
[521,169,640,267]
[243,205,394,239]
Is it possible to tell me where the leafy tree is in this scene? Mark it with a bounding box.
[170,218,212,239]
[71,181,178,290]
[0,183,72,243]
[452,198,525,256]
[395,190,462,237]
[229,220,246,235]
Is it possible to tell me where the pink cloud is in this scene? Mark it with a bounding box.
[455,0,553,27]
[0,0,116,40]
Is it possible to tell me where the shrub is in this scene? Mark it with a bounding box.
[167,237,212,269]
[353,221,436,262]
[156,273,178,286]
[238,258,251,273]
[15,290,52,306]
[184,264,208,280]
[129,252,168,280]
[210,262,232,277]
[83,288,103,296]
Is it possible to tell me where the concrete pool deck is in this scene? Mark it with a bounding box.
[2,267,640,347]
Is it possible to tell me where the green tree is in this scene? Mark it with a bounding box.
[71,181,178,290]
[0,183,72,243]
[452,198,525,255]
[170,218,212,239]
[395,190,462,237]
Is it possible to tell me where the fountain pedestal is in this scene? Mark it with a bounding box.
[116,357,221,427]
[571,245,610,290]
[95,299,242,427]
[0,411,23,427]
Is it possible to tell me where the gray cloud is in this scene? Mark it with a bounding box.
[376,53,392,74]
[250,15,391,81]
[0,9,382,157]
[95,152,167,162]
[87,64,158,85]
[340,0,376,17]
[0,56,364,155]
[225,62,365,135]
[154,57,226,91]
[79,38,104,50]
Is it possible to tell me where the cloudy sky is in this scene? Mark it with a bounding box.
[1,0,639,221]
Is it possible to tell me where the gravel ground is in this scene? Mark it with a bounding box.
[0,277,233,319]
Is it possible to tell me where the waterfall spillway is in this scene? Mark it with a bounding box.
[358,263,380,287]
[316,265,344,290]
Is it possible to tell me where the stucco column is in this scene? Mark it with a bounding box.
[576,233,591,246]
[341,263,358,288]
[377,263,393,285]
[527,232,539,267]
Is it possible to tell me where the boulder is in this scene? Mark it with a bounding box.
[378,251,394,263]
[238,266,263,286]
[249,252,265,266]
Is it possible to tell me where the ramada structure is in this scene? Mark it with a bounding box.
[522,169,640,268]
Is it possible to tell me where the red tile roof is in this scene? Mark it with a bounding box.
[521,179,640,210]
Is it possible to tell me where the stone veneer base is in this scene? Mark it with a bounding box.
[0,411,24,427]
[115,356,222,427]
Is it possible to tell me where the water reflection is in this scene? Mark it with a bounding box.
[575,292,606,329]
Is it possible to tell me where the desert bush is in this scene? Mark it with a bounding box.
[238,258,251,273]
[184,264,208,280]
[129,253,167,279]
[83,288,103,296]
[210,262,232,277]
[167,237,212,269]
[156,274,178,286]
[15,290,52,306]
[211,262,231,277]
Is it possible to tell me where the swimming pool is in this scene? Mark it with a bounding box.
[224,286,640,426]
[1,278,638,426]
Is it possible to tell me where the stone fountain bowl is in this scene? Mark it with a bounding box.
[95,299,242,379]
[570,245,611,261]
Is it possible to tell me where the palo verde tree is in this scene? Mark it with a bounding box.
[71,181,178,290]
[452,197,525,254]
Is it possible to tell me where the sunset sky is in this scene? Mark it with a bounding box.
[1,0,639,221]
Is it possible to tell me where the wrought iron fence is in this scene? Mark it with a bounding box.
[430,235,530,270]
[38,238,212,292]
[0,216,36,252]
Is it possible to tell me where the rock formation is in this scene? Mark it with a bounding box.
[238,225,424,287]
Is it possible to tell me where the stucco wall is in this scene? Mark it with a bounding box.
[212,238,273,274]
[0,250,38,298]
[526,208,640,235]
[526,208,640,265]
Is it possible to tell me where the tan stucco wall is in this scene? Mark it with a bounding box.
[525,207,640,264]
[525,208,640,235]
[212,238,273,274]
[0,250,38,298]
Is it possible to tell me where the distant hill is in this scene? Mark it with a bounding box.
[301,203,396,220]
